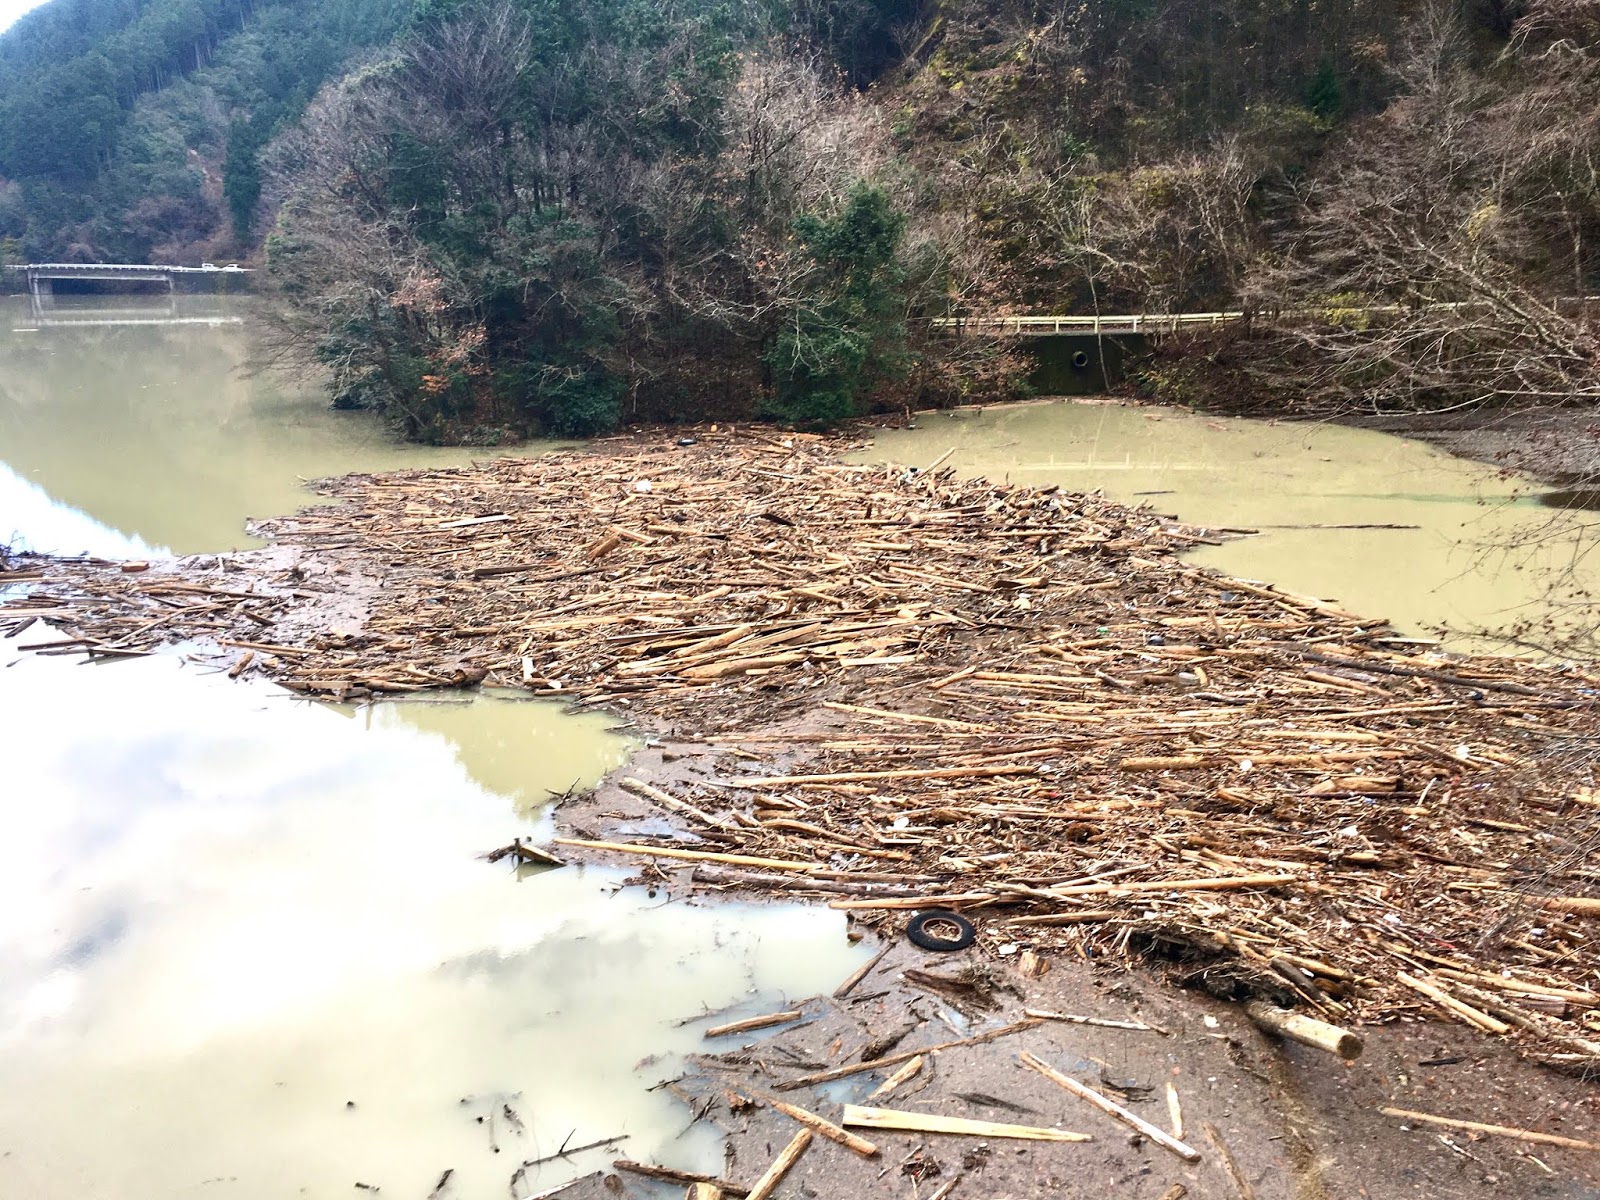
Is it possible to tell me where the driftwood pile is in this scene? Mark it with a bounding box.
[4,428,1600,1069]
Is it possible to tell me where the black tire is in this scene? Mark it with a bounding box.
[906,909,977,952]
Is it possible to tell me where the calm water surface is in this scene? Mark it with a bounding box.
[0,644,863,1198]
[0,297,865,1197]
[865,399,1600,649]
[0,294,540,556]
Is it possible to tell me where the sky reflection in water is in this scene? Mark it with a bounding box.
[0,643,862,1198]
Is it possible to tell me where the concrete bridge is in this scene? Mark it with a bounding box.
[930,312,1243,392]
[934,311,1243,337]
[4,262,253,297]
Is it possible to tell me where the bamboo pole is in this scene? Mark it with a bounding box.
[618,776,728,829]
[1019,1052,1202,1162]
[832,943,892,998]
[1379,1107,1600,1152]
[829,892,996,910]
[1165,1083,1184,1141]
[864,1055,924,1101]
[613,1162,748,1195]
[551,838,820,873]
[736,1093,878,1158]
[1397,973,1511,1034]
[1530,895,1600,917]
[704,1010,803,1038]
[1050,874,1298,898]
[727,764,1038,787]
[1024,1008,1162,1033]
[775,1019,1041,1090]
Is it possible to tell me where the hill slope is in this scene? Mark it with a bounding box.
[4,0,1596,440]
[0,0,411,261]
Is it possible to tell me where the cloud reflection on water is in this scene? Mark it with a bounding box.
[0,641,862,1197]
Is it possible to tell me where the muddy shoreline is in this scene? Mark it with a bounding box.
[544,741,1600,1200]
[5,425,1600,1198]
[1349,406,1600,487]
[540,927,1600,1200]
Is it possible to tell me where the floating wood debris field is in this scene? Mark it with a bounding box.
[4,428,1600,1069]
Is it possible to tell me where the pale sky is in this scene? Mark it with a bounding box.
[0,0,51,36]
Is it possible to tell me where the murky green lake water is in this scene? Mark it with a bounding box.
[0,296,864,1197]
[864,399,1600,651]
[0,295,540,556]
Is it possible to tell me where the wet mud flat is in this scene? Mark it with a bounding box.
[5,428,1600,1193]
[543,934,1600,1199]
[1355,406,1600,489]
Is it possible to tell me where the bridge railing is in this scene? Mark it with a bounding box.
[934,296,1600,337]
[933,312,1246,336]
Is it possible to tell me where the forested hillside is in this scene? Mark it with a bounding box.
[0,0,410,261]
[3,0,1596,439]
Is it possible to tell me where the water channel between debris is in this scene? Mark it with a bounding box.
[862,398,1600,651]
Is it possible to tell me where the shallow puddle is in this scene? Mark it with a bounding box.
[864,399,1600,650]
[0,643,864,1198]
[0,294,551,557]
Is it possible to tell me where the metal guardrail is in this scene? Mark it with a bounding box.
[933,312,1246,336]
[935,297,1600,337]
[6,262,253,275]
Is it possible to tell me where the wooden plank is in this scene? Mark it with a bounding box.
[746,1129,812,1200]
[842,1105,1090,1143]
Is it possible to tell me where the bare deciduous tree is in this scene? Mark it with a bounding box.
[1228,2,1600,418]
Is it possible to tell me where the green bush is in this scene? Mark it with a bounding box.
[765,185,913,429]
